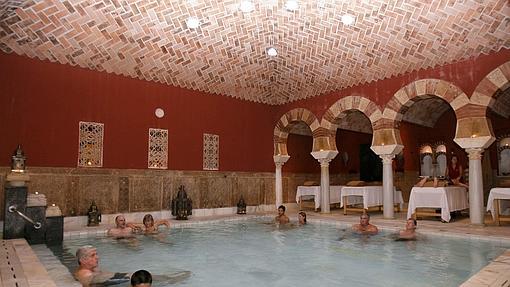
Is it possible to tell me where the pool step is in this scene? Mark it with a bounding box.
[0,239,56,287]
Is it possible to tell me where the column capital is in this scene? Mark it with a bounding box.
[310,150,338,160]
[371,144,404,157]
[379,154,395,164]
[273,155,290,167]
[466,148,483,160]
[318,158,331,167]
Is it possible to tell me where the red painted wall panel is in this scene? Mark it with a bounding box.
[0,53,276,171]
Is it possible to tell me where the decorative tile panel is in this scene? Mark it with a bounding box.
[203,133,219,171]
[77,121,104,167]
[0,1,508,105]
[148,128,168,169]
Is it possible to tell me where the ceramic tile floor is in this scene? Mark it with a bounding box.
[1,209,510,287]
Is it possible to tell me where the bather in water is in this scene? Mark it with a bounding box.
[74,245,190,287]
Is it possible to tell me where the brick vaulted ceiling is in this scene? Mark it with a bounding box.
[0,0,509,105]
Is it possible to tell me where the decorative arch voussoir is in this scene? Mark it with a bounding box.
[322,95,382,134]
[385,79,468,128]
[472,61,510,114]
[273,108,320,156]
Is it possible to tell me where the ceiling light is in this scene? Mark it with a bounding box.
[186,17,200,29]
[239,1,255,13]
[267,47,278,57]
[285,0,299,11]
[341,14,355,25]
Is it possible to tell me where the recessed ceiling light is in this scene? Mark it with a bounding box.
[267,47,278,57]
[285,0,299,11]
[341,14,355,25]
[186,16,200,29]
[239,1,255,13]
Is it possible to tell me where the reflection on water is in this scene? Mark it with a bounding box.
[53,218,510,287]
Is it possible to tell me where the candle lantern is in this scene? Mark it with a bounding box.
[171,185,193,220]
[237,196,247,214]
[87,201,101,226]
[11,145,26,172]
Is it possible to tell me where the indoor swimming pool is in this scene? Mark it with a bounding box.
[53,218,510,287]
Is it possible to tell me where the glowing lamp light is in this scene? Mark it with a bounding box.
[285,0,299,11]
[186,17,200,29]
[267,47,278,57]
[341,14,355,25]
[239,1,255,13]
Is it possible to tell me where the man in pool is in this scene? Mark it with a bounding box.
[107,215,141,238]
[74,245,131,287]
[275,205,290,224]
[397,218,417,240]
[74,245,191,286]
[352,213,378,235]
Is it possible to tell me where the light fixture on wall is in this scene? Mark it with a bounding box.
[155,108,165,118]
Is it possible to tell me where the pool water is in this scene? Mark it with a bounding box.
[54,218,509,287]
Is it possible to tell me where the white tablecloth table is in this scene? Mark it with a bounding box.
[487,188,510,222]
[407,186,468,222]
[296,186,344,209]
[339,186,403,209]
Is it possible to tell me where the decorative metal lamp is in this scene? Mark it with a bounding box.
[11,145,26,172]
[237,196,247,214]
[87,201,101,226]
[7,145,30,187]
[171,185,193,220]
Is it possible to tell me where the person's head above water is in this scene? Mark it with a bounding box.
[406,218,417,231]
[76,245,98,269]
[131,269,152,287]
[360,213,370,227]
[298,211,307,224]
[115,215,127,228]
[143,214,154,227]
[278,205,286,216]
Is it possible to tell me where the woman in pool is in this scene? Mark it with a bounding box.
[298,211,307,225]
[132,214,171,234]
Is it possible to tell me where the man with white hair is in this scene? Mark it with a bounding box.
[74,245,130,286]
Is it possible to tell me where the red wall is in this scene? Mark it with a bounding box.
[0,53,276,171]
[283,134,318,173]
[283,129,373,174]
[1,48,508,173]
[275,49,510,118]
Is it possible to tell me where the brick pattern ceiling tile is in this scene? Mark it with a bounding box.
[0,0,509,104]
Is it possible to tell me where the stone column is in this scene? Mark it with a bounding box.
[311,150,338,214]
[467,148,485,225]
[380,154,395,219]
[371,144,403,219]
[454,129,495,225]
[274,155,290,208]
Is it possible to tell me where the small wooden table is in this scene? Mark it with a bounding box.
[487,188,510,225]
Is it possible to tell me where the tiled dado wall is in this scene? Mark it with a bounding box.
[0,166,424,220]
[0,167,318,220]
